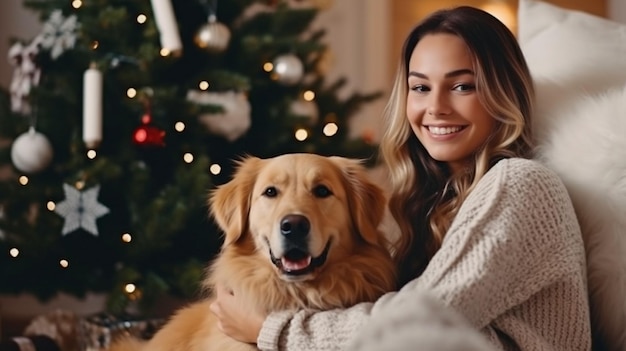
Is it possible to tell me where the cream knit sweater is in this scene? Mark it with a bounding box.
[256,158,592,351]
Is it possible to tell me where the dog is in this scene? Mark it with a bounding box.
[108,153,397,351]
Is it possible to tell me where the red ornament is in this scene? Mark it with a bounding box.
[133,113,165,147]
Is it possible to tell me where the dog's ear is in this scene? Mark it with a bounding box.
[330,157,387,247]
[209,156,263,246]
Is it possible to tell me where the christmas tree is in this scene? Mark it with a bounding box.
[0,0,380,314]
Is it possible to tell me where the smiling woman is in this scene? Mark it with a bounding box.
[405,33,494,174]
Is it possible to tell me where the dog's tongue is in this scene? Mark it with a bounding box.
[281,256,312,271]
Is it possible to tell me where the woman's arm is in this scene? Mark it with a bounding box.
[396,158,584,329]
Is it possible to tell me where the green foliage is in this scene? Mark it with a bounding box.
[0,0,380,314]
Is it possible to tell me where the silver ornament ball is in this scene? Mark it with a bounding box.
[273,54,304,85]
[195,20,231,52]
[11,127,54,174]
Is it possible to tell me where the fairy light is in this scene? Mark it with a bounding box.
[323,122,338,136]
[60,259,69,268]
[137,14,147,24]
[209,163,221,175]
[160,48,171,57]
[75,180,85,190]
[9,248,19,257]
[47,201,56,211]
[175,122,185,132]
[19,176,28,185]
[295,128,308,141]
[183,153,194,163]
[71,0,82,9]
[303,90,315,101]
[263,62,273,72]
[127,88,137,98]
[91,41,99,50]
[87,149,97,159]
[125,283,136,294]
[122,233,132,243]
[199,81,209,90]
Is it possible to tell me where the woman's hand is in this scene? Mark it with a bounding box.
[209,283,266,344]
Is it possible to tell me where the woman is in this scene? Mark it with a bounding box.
[210,6,592,350]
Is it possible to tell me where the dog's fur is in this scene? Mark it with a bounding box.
[108,153,396,351]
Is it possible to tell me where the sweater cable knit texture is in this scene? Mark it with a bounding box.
[256,158,592,351]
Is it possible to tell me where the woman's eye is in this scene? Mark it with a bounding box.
[453,83,475,92]
[263,186,278,197]
[312,184,332,198]
[410,84,430,92]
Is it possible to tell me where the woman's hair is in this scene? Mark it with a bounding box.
[380,6,535,285]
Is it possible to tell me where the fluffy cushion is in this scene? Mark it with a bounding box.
[518,0,626,95]
[518,1,626,349]
[534,85,626,350]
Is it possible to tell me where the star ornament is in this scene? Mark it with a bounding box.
[54,183,110,236]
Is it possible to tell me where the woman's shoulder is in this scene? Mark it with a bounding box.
[473,157,574,212]
[486,157,566,191]
[491,157,556,178]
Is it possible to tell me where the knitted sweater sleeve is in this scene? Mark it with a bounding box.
[257,159,585,350]
[405,158,584,330]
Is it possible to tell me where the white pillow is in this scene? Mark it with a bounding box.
[518,0,626,95]
[519,1,626,349]
[535,84,626,351]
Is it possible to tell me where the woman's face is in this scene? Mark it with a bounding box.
[406,33,494,174]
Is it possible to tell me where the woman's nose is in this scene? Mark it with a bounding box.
[427,91,451,116]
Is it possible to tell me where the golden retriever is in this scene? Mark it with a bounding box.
[108,153,396,351]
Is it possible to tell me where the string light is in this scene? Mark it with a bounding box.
[263,62,273,72]
[122,233,132,243]
[160,48,171,57]
[295,128,308,141]
[303,90,315,101]
[9,248,19,257]
[137,14,147,24]
[199,81,209,90]
[47,201,56,211]
[209,163,221,175]
[174,122,185,132]
[91,41,99,50]
[87,149,97,159]
[127,88,137,98]
[19,176,28,185]
[183,153,194,163]
[60,259,69,268]
[323,122,338,136]
[71,0,82,9]
[125,283,136,293]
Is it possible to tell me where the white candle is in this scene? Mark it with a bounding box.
[150,0,183,54]
[83,63,102,149]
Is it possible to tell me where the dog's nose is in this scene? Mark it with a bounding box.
[280,214,310,239]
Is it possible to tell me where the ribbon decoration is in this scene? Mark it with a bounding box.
[8,40,42,115]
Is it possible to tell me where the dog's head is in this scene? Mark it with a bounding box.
[209,153,387,282]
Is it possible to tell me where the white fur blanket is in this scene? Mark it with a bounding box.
[535,82,626,350]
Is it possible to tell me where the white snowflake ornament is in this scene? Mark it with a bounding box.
[54,183,109,236]
[36,10,79,60]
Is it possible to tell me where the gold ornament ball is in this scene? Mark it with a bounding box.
[194,21,231,52]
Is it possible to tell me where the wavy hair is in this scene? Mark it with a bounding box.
[380,6,535,285]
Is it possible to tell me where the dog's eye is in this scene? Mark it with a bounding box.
[312,184,332,198]
[263,186,278,197]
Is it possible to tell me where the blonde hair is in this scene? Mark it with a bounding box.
[380,6,535,285]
